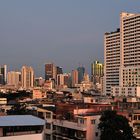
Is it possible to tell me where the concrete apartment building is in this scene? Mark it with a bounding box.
[104,12,140,96]
[37,106,100,140]
[104,29,120,95]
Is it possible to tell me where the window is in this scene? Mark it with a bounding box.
[79,119,84,124]
[95,132,98,137]
[46,112,51,118]
[134,115,137,120]
[91,119,96,124]
[46,134,51,140]
[46,123,51,129]
[138,115,140,120]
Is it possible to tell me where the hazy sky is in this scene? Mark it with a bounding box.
[0,0,140,77]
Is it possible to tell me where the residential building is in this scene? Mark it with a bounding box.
[53,113,100,140]
[33,88,46,99]
[7,71,21,88]
[104,29,120,95]
[105,12,140,96]
[111,86,140,97]
[130,110,140,139]
[21,66,34,89]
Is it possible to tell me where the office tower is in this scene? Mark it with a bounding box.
[21,66,34,89]
[105,12,140,96]
[7,71,21,88]
[77,66,85,84]
[0,65,7,84]
[72,70,78,87]
[45,63,56,81]
[56,66,63,75]
[91,61,104,84]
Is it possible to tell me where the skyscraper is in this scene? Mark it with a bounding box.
[72,69,78,87]
[0,65,7,85]
[21,66,34,89]
[104,12,140,96]
[91,61,104,84]
[56,66,63,75]
[57,73,71,88]
[45,63,56,81]
[77,66,85,84]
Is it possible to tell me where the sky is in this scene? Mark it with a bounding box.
[0,0,140,77]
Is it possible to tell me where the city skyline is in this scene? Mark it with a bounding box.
[0,1,140,76]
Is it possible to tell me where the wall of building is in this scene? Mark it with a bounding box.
[0,133,44,140]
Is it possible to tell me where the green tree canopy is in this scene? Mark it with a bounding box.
[7,103,27,115]
[98,110,136,140]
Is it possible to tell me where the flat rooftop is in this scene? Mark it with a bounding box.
[0,115,45,127]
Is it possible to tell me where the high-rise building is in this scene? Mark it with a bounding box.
[120,12,140,67]
[57,73,71,87]
[104,12,140,96]
[91,61,104,84]
[57,74,64,86]
[45,63,56,81]
[77,66,85,84]
[21,66,34,89]
[0,65,7,85]
[72,70,78,87]
[7,71,21,88]
[56,66,63,75]
[104,29,120,95]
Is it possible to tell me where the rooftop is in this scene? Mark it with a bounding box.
[0,115,45,127]
[105,28,120,35]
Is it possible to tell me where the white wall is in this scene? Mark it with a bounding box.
[0,133,44,140]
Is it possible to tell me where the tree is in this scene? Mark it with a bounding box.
[98,110,136,140]
[7,103,27,115]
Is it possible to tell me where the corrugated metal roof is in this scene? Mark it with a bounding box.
[0,115,45,127]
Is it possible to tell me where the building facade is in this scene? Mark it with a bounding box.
[45,63,56,81]
[7,71,21,88]
[77,66,85,84]
[105,12,140,96]
[72,70,78,87]
[91,61,103,84]
[104,29,120,95]
[0,65,7,85]
[21,66,34,89]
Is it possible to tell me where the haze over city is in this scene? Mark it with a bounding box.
[0,0,139,76]
[1,1,140,140]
